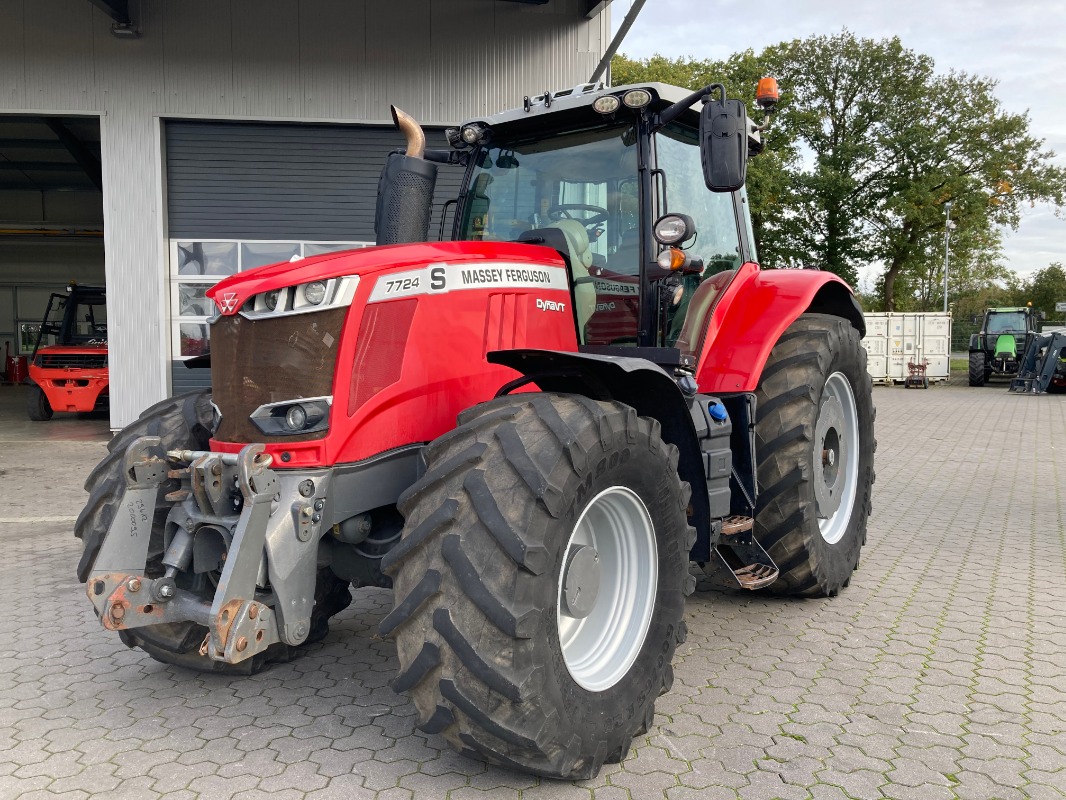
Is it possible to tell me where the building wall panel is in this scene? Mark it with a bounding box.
[298,0,367,121]
[0,1,25,108]
[160,0,236,117]
[19,0,97,111]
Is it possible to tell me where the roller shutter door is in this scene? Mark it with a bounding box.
[165,120,463,241]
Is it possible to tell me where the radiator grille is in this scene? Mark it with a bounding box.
[35,353,107,369]
[211,308,347,443]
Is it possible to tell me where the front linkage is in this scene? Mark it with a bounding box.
[85,437,330,665]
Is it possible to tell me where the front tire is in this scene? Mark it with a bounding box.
[753,314,875,597]
[381,394,694,779]
[969,351,987,386]
[75,390,352,674]
[27,385,53,420]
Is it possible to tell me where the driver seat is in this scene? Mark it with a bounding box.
[548,219,596,336]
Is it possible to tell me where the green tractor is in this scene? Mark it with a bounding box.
[968,306,1043,387]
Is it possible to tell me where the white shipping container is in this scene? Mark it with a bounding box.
[861,312,952,384]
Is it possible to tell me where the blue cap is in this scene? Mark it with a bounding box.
[708,402,728,422]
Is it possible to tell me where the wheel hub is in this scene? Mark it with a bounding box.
[562,545,601,619]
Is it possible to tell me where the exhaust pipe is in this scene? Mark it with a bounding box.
[373,106,439,246]
[391,105,425,159]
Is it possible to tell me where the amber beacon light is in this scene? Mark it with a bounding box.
[756,76,780,110]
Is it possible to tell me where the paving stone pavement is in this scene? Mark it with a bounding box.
[0,382,1064,799]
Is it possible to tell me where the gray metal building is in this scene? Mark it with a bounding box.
[0,0,611,428]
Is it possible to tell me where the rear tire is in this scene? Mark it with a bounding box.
[75,390,351,674]
[27,385,53,421]
[753,314,875,597]
[969,351,987,386]
[381,394,694,779]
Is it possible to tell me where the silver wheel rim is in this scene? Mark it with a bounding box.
[556,486,657,692]
[814,371,860,545]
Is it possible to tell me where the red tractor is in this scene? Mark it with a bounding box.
[26,283,108,420]
[77,81,874,779]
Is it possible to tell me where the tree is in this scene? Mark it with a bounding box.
[761,31,1066,308]
[612,34,1066,306]
[1017,263,1066,320]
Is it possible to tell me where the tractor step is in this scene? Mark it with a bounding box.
[721,515,754,536]
[704,517,780,590]
[730,562,780,590]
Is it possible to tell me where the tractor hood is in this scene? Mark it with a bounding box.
[206,240,567,317]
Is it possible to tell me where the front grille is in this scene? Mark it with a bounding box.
[211,307,348,443]
[35,353,107,369]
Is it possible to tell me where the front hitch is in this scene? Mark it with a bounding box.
[86,439,330,664]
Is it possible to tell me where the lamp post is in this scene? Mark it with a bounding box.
[943,201,954,314]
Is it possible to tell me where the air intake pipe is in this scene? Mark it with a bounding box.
[373,106,438,245]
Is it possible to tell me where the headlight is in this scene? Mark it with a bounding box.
[653,213,696,245]
[303,281,327,306]
[242,276,359,319]
[285,404,308,430]
[250,396,331,436]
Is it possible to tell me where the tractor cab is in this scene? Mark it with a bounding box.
[378,82,774,360]
[447,83,767,355]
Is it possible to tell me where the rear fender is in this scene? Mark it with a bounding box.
[487,349,712,559]
[694,265,864,393]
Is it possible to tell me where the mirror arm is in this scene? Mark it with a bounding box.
[653,83,725,132]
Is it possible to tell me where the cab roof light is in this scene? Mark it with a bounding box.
[622,89,652,109]
[593,94,621,114]
[461,124,488,145]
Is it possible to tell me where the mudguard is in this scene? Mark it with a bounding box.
[487,348,713,559]
[694,263,864,393]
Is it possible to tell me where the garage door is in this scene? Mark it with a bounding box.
[165,120,464,394]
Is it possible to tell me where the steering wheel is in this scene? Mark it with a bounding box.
[548,204,608,228]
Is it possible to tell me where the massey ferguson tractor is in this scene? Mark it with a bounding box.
[76,80,875,779]
[27,283,108,420]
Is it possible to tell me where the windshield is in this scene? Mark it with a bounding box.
[655,124,744,348]
[986,312,1027,334]
[459,124,642,344]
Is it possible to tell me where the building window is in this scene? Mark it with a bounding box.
[169,240,371,359]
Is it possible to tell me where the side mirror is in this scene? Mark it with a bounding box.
[700,86,747,193]
[971,316,979,325]
[1039,310,1047,320]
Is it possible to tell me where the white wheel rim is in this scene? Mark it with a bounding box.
[814,371,860,545]
[556,486,657,692]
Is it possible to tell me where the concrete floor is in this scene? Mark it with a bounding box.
[0,381,1064,799]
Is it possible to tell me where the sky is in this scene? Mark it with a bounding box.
[610,0,1066,280]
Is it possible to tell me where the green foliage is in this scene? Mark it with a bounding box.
[611,31,1066,309]
[1016,263,1066,320]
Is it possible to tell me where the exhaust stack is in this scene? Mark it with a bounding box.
[373,105,438,245]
